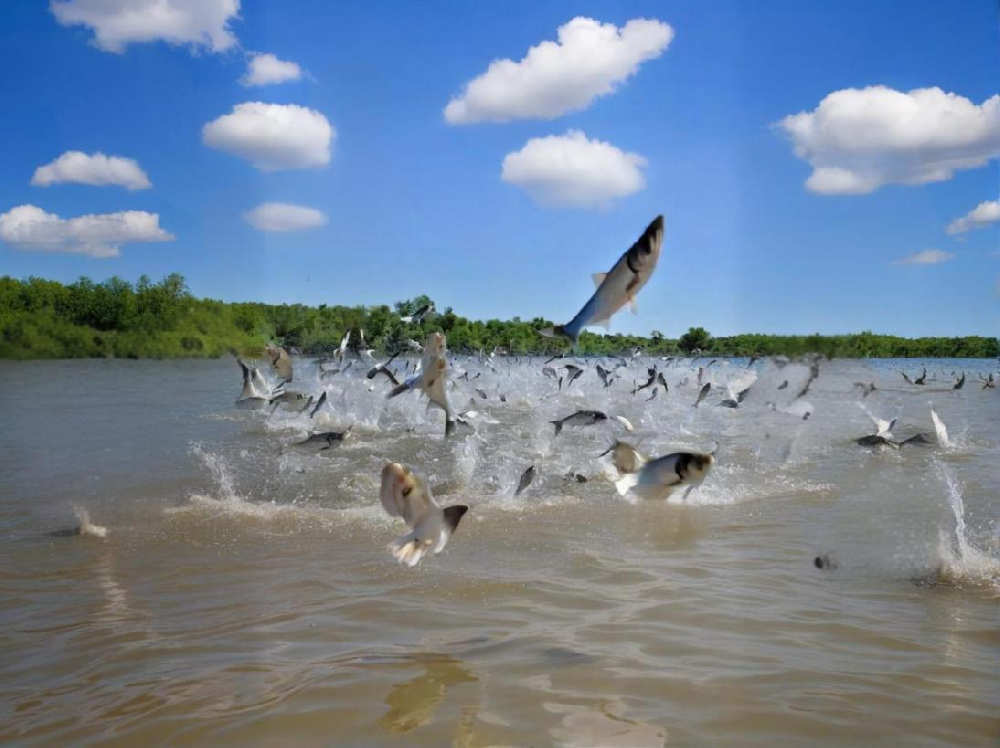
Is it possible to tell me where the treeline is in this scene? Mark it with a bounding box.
[0,274,996,360]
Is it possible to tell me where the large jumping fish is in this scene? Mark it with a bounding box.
[265,345,293,382]
[615,451,714,500]
[379,462,468,567]
[540,216,664,349]
[388,333,454,435]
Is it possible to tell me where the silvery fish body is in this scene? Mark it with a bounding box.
[541,216,664,348]
[615,452,714,500]
[379,463,468,567]
[550,409,607,435]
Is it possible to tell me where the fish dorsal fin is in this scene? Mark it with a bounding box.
[591,272,608,288]
[627,297,638,315]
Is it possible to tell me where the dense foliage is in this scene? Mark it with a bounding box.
[0,274,995,359]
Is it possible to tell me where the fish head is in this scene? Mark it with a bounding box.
[680,453,714,483]
[425,332,446,357]
[381,462,417,504]
[633,215,665,270]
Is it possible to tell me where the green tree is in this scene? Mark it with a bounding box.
[678,326,712,354]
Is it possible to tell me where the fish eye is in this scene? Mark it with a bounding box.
[402,486,412,497]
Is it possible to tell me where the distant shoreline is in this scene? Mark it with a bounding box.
[2,274,997,360]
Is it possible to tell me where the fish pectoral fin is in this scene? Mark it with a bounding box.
[591,318,612,331]
[627,297,639,315]
[591,272,608,289]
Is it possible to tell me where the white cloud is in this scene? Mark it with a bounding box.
[50,0,240,54]
[202,102,334,171]
[0,204,173,258]
[891,249,956,266]
[501,130,647,208]
[241,53,302,87]
[31,151,151,190]
[946,199,1000,234]
[243,202,326,232]
[444,16,673,124]
[776,86,1000,194]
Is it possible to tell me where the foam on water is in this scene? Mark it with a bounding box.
[71,504,108,538]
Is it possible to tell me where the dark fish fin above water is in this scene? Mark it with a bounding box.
[48,526,82,537]
[443,505,469,533]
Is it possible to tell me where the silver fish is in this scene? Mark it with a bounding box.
[599,440,647,475]
[400,303,435,324]
[615,451,714,500]
[514,465,536,496]
[540,216,664,349]
[288,428,351,454]
[551,409,607,436]
[694,382,711,408]
[265,344,293,382]
[379,462,468,567]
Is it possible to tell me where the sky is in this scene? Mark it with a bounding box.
[0,0,997,338]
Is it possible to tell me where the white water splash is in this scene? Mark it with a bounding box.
[71,504,107,538]
[190,442,238,501]
[934,461,998,588]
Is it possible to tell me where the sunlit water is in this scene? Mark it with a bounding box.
[1,356,997,746]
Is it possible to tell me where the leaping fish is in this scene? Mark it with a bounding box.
[540,216,664,349]
[235,358,273,409]
[309,391,329,419]
[514,465,536,496]
[366,352,400,385]
[562,364,584,390]
[615,451,714,500]
[265,344,293,382]
[287,427,352,454]
[388,333,453,435]
[550,409,607,435]
[379,463,468,567]
[694,382,711,408]
[599,440,648,475]
[401,303,435,325]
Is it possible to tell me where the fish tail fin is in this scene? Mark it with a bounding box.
[539,324,580,348]
[615,473,640,497]
[550,420,563,436]
[388,536,426,567]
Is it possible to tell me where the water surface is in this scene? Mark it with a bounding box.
[1,356,997,746]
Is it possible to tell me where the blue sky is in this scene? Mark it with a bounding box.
[0,0,997,337]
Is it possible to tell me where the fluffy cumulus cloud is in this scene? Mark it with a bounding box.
[444,16,673,124]
[241,53,302,87]
[501,130,647,208]
[202,102,334,171]
[243,202,326,232]
[31,151,151,190]
[776,86,1000,194]
[50,0,240,54]
[946,199,1000,235]
[891,249,956,266]
[0,204,173,258]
